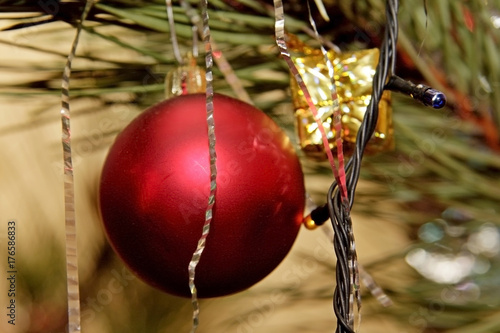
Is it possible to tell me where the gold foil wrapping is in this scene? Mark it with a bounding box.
[289,38,393,160]
[165,54,206,98]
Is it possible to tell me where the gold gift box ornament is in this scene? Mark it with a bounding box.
[289,36,394,160]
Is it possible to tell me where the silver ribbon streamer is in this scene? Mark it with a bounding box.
[305,0,349,203]
[60,1,94,332]
[166,0,184,65]
[273,0,343,186]
[187,0,217,332]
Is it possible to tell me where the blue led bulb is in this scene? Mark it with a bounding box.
[422,89,446,109]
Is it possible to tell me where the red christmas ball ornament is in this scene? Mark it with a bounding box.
[99,93,305,298]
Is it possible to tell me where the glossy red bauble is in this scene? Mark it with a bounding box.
[99,93,305,298]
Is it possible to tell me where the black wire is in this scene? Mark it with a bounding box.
[328,1,399,332]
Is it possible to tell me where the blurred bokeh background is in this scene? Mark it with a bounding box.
[1,0,500,332]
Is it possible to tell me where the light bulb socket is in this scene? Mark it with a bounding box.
[385,75,446,109]
[302,204,329,229]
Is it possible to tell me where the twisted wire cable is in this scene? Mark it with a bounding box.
[327,1,399,332]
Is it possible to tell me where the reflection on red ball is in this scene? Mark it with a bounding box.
[99,93,305,298]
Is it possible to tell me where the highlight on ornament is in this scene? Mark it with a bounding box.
[98,93,306,298]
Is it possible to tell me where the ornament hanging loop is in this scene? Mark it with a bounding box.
[164,0,206,98]
[165,53,207,98]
